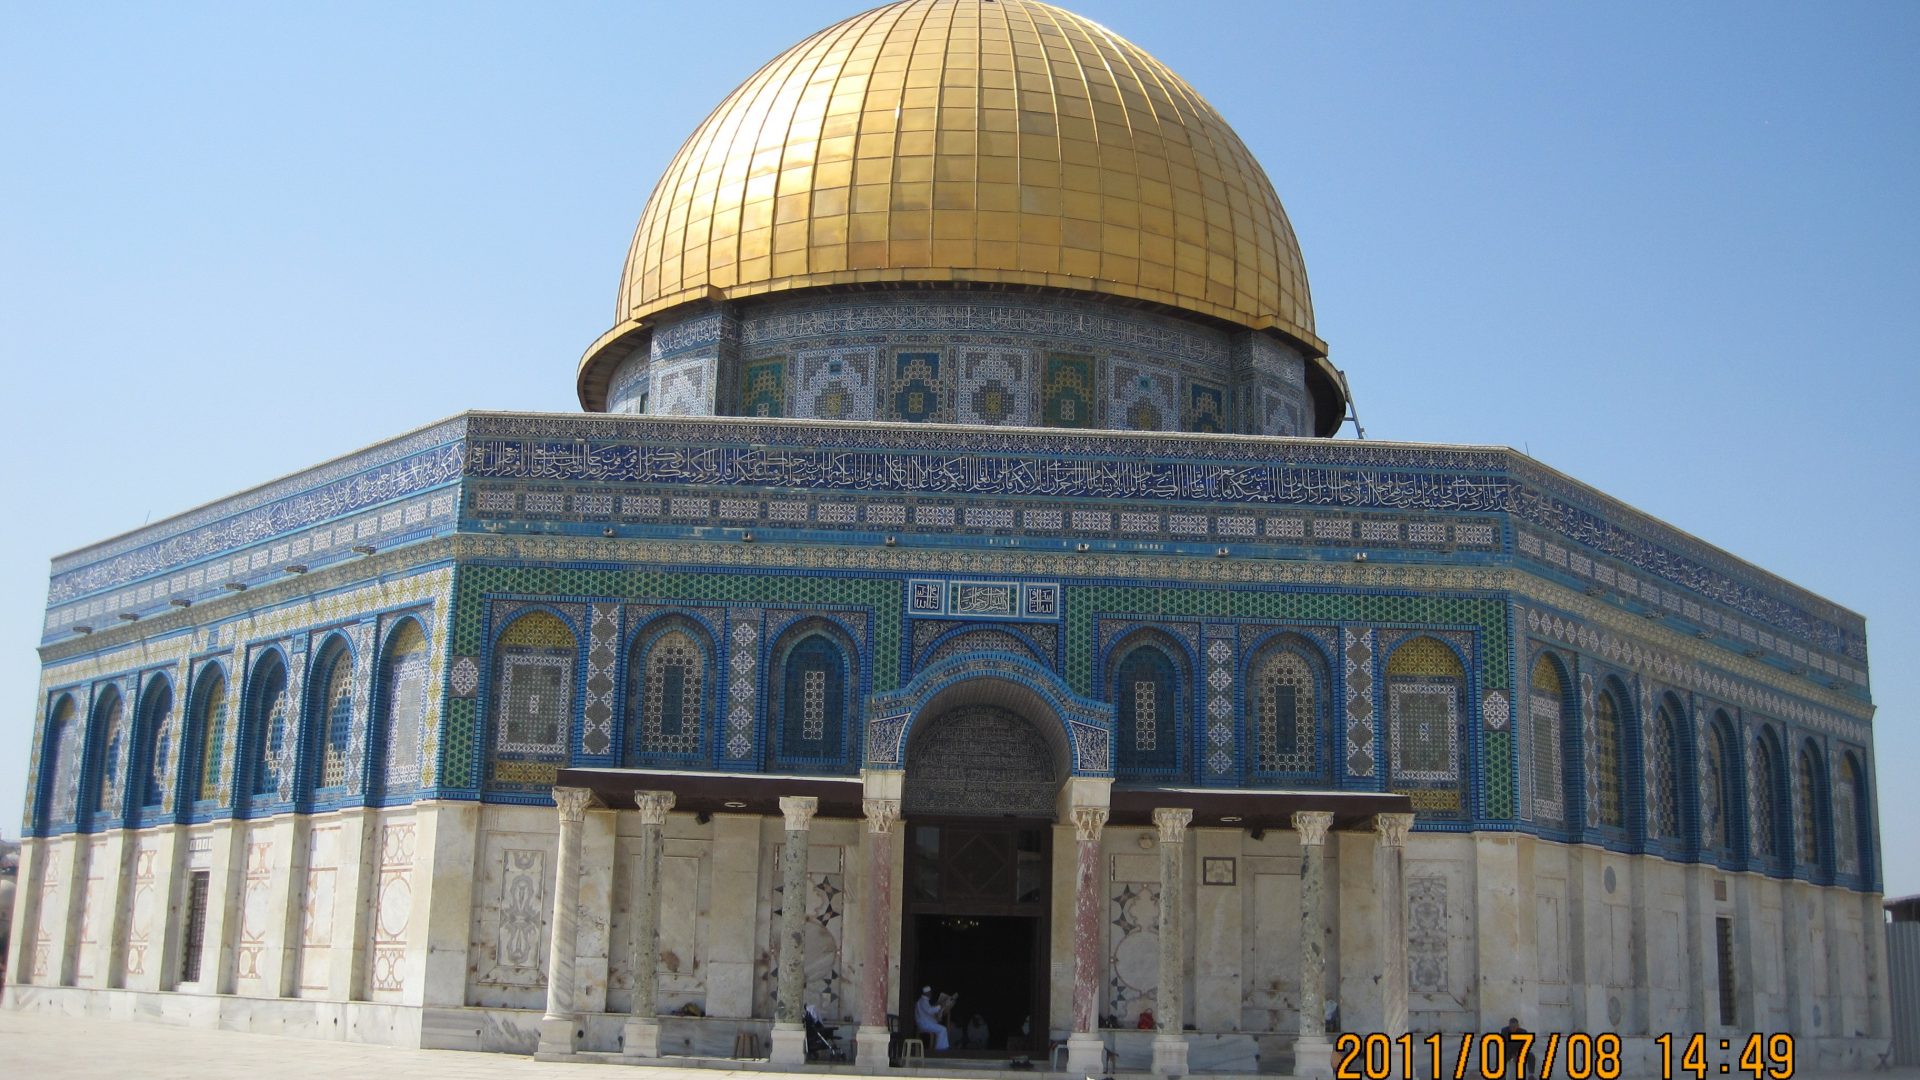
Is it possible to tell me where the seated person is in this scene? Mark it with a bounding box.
[964,1014,990,1049]
[913,986,951,1052]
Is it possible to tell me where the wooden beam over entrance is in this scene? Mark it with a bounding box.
[1107,785,1413,832]
[554,767,865,819]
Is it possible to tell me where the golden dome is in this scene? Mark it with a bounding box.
[580,0,1326,405]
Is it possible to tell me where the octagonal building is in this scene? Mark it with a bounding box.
[4,1,1891,1074]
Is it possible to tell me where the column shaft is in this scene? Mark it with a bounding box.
[856,797,901,1068]
[1375,813,1414,1041]
[623,791,676,1058]
[769,796,819,1066]
[1291,811,1335,1079]
[1151,808,1192,1078]
[1063,806,1110,1075]
[536,787,594,1057]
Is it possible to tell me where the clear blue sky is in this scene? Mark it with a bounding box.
[3,2,1915,894]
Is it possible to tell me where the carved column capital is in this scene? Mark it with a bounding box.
[1069,805,1109,844]
[1374,812,1415,848]
[779,795,819,831]
[1152,807,1192,844]
[1292,810,1334,848]
[552,785,595,823]
[862,797,901,835]
[633,790,676,826]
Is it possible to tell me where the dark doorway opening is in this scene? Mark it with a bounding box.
[909,913,1038,1054]
[900,820,1051,1057]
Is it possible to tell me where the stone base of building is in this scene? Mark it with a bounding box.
[0,987,1894,1076]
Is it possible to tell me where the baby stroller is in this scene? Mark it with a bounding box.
[803,1005,845,1062]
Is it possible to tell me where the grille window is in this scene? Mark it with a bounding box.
[180,870,211,984]
[1714,916,1737,1027]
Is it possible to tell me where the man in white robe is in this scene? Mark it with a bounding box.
[913,986,951,1051]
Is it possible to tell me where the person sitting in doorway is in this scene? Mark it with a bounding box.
[913,986,952,1051]
[964,1013,990,1049]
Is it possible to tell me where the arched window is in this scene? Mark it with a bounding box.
[1386,636,1465,806]
[136,678,176,812]
[42,694,81,829]
[629,621,710,762]
[1113,638,1181,778]
[1528,655,1567,824]
[193,668,230,804]
[1250,639,1321,778]
[1836,752,1871,880]
[1793,741,1827,873]
[308,638,356,795]
[1750,732,1781,862]
[374,619,430,798]
[489,611,576,790]
[1647,698,1682,842]
[92,686,128,819]
[769,622,855,770]
[247,652,292,800]
[1701,713,1736,855]
[1591,687,1625,829]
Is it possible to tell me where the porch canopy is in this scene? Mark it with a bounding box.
[1107,785,1412,832]
[554,767,865,819]
[554,767,1410,831]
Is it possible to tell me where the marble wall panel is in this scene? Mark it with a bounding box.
[123,840,159,982]
[294,825,339,995]
[233,833,274,986]
[1244,867,1300,1033]
[367,818,416,1003]
[466,835,552,1007]
[754,838,851,1022]
[1106,848,1160,1024]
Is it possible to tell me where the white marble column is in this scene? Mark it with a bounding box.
[536,786,595,1057]
[623,790,677,1058]
[1152,808,1192,1077]
[856,797,901,1068]
[1374,813,1414,1055]
[769,795,819,1066]
[1292,811,1335,1079]
[1066,804,1111,1075]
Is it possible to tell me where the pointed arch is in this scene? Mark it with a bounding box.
[244,650,293,802]
[1701,710,1739,857]
[1245,631,1331,782]
[1528,651,1572,825]
[487,609,578,792]
[627,614,716,765]
[768,617,858,772]
[1836,751,1871,881]
[1590,681,1627,830]
[134,674,177,817]
[1385,635,1465,800]
[1750,726,1785,865]
[1793,738,1829,877]
[371,617,431,800]
[188,664,231,806]
[40,693,82,832]
[304,633,357,801]
[1107,629,1189,780]
[90,684,128,823]
[1646,693,1685,844]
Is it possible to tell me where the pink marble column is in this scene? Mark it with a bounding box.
[1065,805,1109,1076]
[856,797,900,1066]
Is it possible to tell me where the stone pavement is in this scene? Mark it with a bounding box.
[1,1013,1915,1080]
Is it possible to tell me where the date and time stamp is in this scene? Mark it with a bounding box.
[1332,1031,1798,1079]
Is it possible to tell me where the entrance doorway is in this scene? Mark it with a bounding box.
[898,695,1068,1056]
[901,820,1050,1056]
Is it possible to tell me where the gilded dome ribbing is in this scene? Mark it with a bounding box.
[581,0,1323,402]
